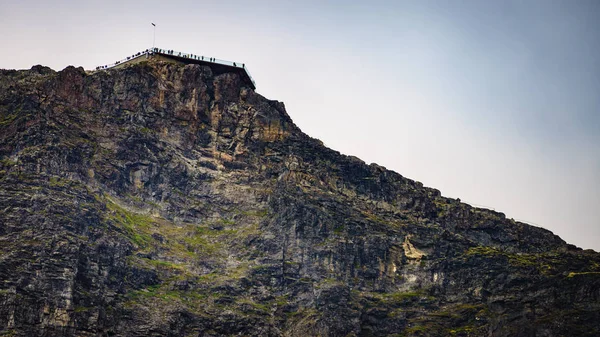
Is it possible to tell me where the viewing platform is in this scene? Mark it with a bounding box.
[95,47,256,90]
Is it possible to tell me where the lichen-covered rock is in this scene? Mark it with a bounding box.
[0,61,599,336]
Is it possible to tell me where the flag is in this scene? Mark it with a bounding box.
[152,23,156,26]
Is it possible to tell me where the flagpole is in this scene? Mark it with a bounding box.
[152,23,156,50]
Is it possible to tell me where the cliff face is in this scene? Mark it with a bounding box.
[0,61,599,337]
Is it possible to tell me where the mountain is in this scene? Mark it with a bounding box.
[0,61,599,337]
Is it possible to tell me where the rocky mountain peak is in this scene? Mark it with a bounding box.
[0,60,599,336]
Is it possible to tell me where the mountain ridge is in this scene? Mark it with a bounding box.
[0,60,599,336]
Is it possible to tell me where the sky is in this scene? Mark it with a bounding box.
[1,0,598,250]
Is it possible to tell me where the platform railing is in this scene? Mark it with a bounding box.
[95,49,151,71]
[94,47,256,88]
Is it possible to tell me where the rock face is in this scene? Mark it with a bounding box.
[0,61,599,337]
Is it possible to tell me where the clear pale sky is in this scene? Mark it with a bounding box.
[1,0,598,250]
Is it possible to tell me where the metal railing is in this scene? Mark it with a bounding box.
[151,47,256,88]
[94,47,256,88]
[95,49,151,70]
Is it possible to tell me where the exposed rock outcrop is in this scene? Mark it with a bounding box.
[0,61,599,336]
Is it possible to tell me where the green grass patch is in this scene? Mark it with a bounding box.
[466,246,538,267]
[333,224,344,234]
[361,210,404,228]
[0,329,17,337]
[567,271,600,278]
[139,127,153,134]
[0,113,18,126]
[194,226,237,236]
[384,291,422,303]
[0,158,17,167]
[49,176,72,188]
[105,198,154,247]
[448,325,475,335]
[237,298,271,313]
[73,306,93,313]
[126,284,208,302]
[143,258,186,271]
[183,230,224,256]
[466,246,503,257]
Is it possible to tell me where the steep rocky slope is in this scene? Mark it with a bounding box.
[0,61,599,336]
